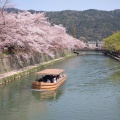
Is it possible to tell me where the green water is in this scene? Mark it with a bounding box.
[0,52,120,120]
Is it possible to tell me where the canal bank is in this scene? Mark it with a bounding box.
[104,51,120,61]
[0,54,75,86]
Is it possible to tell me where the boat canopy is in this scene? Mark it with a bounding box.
[36,69,64,75]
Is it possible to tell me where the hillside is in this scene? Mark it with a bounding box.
[46,9,120,41]
[6,8,120,42]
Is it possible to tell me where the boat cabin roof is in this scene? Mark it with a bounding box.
[36,69,64,75]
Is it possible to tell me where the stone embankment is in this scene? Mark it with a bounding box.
[104,51,120,61]
[0,54,74,86]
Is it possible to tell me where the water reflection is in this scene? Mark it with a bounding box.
[32,90,64,101]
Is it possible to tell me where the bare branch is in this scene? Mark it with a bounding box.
[0,0,13,25]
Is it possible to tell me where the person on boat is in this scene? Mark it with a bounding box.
[43,76,47,82]
[47,79,51,83]
[48,75,54,83]
[46,75,51,83]
[53,77,57,83]
[56,75,60,79]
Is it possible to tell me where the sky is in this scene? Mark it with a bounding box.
[13,0,120,11]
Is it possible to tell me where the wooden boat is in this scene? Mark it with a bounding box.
[32,69,66,90]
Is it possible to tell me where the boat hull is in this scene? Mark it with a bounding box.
[32,75,66,90]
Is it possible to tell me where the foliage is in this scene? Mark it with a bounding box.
[0,11,85,59]
[46,9,120,41]
[104,31,120,51]
[6,9,120,42]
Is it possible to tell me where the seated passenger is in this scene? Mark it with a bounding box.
[38,78,43,82]
[47,79,51,83]
[56,75,60,79]
[53,77,57,83]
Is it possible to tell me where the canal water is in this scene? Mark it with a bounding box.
[0,52,120,120]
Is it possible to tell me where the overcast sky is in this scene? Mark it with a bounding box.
[13,0,120,11]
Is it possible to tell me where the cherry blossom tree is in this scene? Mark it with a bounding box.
[0,11,85,58]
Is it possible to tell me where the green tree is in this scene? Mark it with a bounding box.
[104,31,120,51]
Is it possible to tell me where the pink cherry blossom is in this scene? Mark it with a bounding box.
[0,11,85,59]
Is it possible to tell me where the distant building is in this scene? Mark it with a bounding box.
[87,41,104,49]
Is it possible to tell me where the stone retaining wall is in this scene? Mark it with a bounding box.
[0,50,74,86]
[0,49,71,74]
